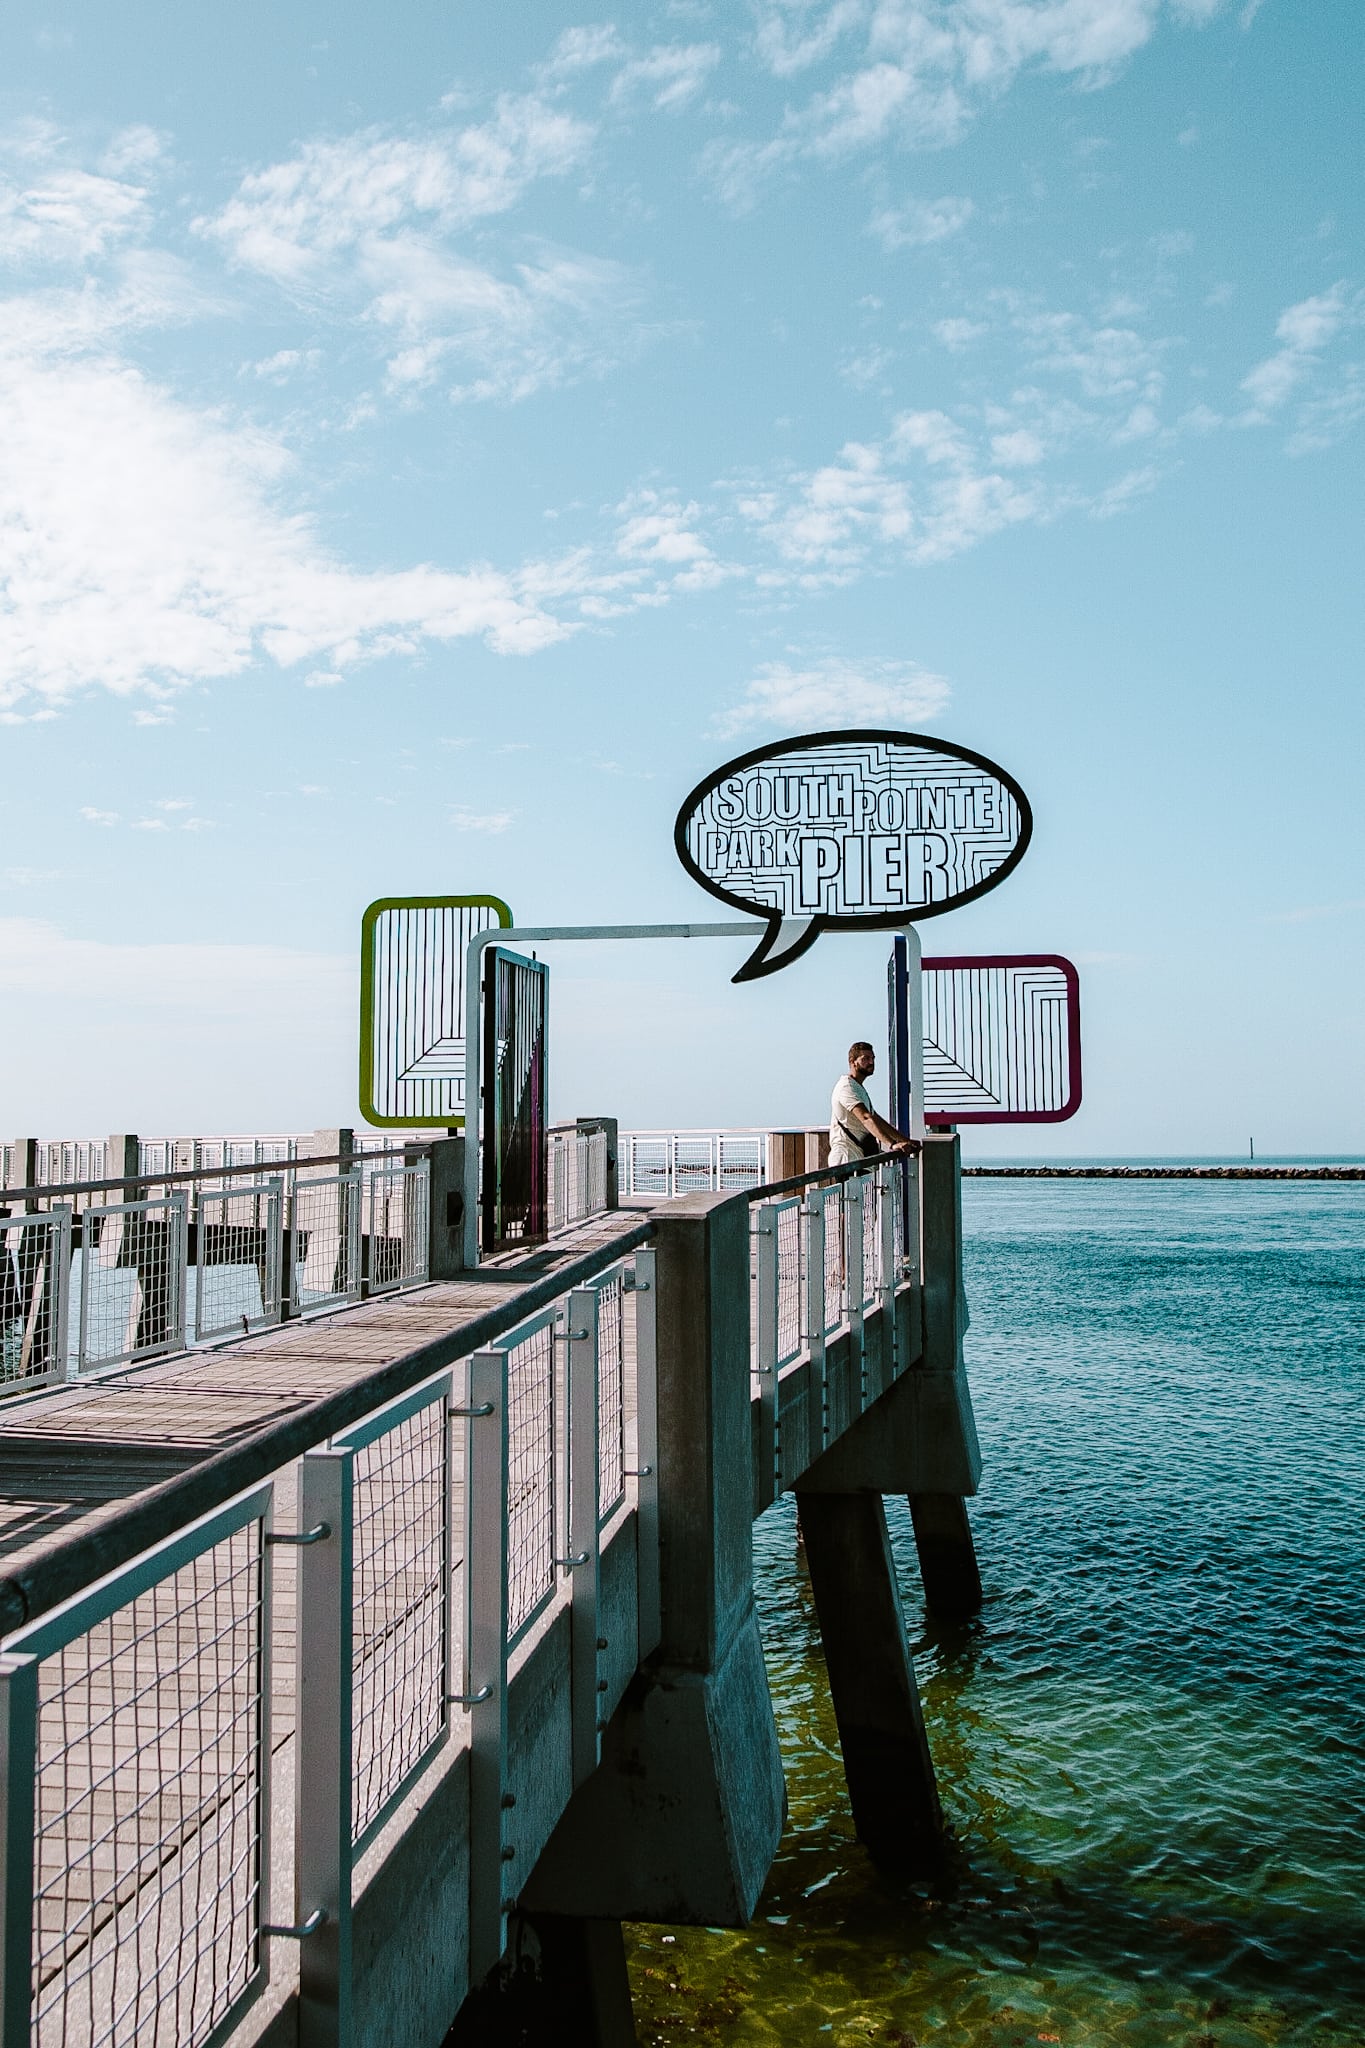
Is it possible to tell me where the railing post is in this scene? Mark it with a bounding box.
[0,1653,37,2046]
[170,1188,189,1354]
[464,1348,510,1985]
[565,1287,602,1787]
[879,1162,898,1376]
[804,1193,828,1452]
[344,1166,362,1301]
[753,1205,779,1512]
[846,1177,865,1410]
[295,1450,354,2048]
[632,1248,661,1659]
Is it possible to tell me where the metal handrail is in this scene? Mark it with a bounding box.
[0,1144,429,1206]
[742,1143,920,1204]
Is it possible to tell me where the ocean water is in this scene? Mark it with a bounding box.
[627,1178,1365,2047]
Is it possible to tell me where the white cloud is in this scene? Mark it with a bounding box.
[712,1,1229,202]
[934,315,987,350]
[1239,285,1350,419]
[450,807,516,833]
[543,24,624,76]
[200,97,591,281]
[251,348,322,382]
[839,344,895,388]
[610,44,721,111]
[0,348,578,710]
[739,403,1043,575]
[613,491,734,591]
[199,107,650,404]
[1284,366,1365,457]
[79,807,118,825]
[868,195,974,250]
[1017,306,1165,403]
[716,655,950,735]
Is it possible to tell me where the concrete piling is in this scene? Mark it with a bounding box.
[796,1488,944,1873]
[908,1492,983,1620]
[447,1915,638,2048]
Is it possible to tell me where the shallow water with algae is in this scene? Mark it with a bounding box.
[626,1178,1365,2047]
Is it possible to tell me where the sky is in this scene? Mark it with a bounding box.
[0,0,1361,1156]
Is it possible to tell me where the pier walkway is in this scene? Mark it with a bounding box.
[0,1139,982,2048]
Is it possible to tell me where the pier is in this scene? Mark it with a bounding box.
[0,1127,980,2048]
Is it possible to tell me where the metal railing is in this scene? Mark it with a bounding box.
[0,1220,659,2047]
[749,1155,917,1488]
[0,1151,433,1396]
[620,1130,771,1199]
[1,1489,273,2048]
[547,1125,610,1234]
[0,1133,437,1201]
[0,1142,929,2047]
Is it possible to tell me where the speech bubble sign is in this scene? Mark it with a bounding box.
[675,728,1032,982]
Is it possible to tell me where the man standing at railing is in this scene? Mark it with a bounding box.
[830,1042,917,1164]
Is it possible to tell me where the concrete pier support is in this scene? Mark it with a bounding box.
[522,1190,786,1927]
[909,1132,983,1619]
[447,1915,637,2048]
[909,1493,982,1620]
[796,1489,944,1873]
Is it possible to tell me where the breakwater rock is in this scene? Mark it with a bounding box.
[963,1165,1365,1180]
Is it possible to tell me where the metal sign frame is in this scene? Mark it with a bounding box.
[918,952,1082,1125]
[358,895,512,1129]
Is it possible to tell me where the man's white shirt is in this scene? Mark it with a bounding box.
[829,1074,874,1164]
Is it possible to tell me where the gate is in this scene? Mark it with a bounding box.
[480,948,549,1253]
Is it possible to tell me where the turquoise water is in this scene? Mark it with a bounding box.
[628,1179,1365,2046]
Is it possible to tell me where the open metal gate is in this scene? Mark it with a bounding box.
[481,947,549,1253]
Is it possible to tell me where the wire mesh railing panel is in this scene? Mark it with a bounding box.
[192,1181,282,1343]
[546,1131,611,1234]
[350,1396,448,1846]
[673,1138,717,1194]
[289,1172,360,1316]
[26,1514,268,2048]
[717,1135,766,1190]
[618,1131,773,1197]
[775,1200,804,1367]
[506,1318,556,1643]
[77,1196,187,1371]
[1,1209,71,1389]
[861,1172,882,1309]
[363,1163,430,1296]
[594,1273,626,1522]
[588,1131,608,1216]
[622,1138,670,1200]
